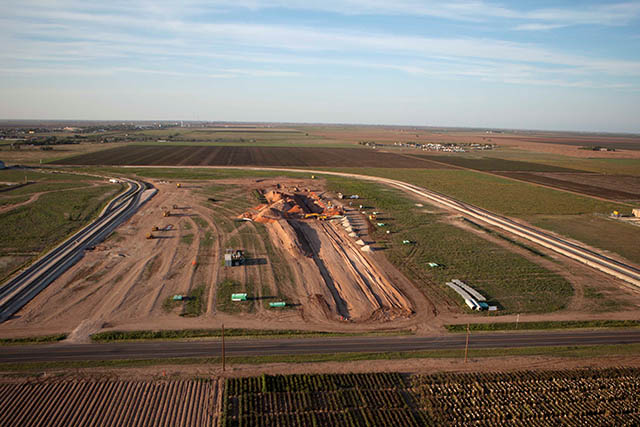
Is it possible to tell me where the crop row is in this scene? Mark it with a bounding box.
[221,373,425,426]
[226,372,407,395]
[0,379,215,427]
[412,368,640,425]
[228,408,430,427]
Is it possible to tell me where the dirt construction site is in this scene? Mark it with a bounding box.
[0,177,423,340]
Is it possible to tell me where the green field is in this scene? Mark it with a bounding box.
[325,177,573,313]
[220,369,640,426]
[0,183,119,282]
[531,214,640,265]
[330,168,626,216]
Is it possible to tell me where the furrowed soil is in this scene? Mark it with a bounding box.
[53,145,450,168]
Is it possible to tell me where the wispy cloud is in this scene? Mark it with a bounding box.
[0,1,639,90]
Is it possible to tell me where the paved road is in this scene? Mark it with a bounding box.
[0,177,149,323]
[2,329,639,363]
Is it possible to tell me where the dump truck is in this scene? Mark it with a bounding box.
[146,233,154,239]
[176,183,181,188]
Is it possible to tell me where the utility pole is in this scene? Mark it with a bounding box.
[221,323,226,372]
[464,323,470,363]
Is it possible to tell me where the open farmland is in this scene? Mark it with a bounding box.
[220,368,640,426]
[495,171,640,202]
[53,145,449,168]
[415,155,583,172]
[0,378,218,426]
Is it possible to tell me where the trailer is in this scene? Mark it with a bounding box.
[231,293,248,302]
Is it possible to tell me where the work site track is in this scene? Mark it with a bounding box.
[140,166,640,290]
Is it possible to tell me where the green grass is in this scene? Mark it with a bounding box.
[0,195,30,207]
[182,284,206,317]
[90,328,411,342]
[446,320,640,332]
[0,184,119,282]
[328,168,627,216]
[325,176,573,314]
[0,182,94,196]
[530,214,640,265]
[0,334,67,345]
[2,343,640,372]
[180,233,194,245]
[216,279,249,313]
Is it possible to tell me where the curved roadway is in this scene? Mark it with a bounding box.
[0,178,149,323]
[201,166,640,288]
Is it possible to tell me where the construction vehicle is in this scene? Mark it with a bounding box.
[369,214,377,220]
[172,204,178,209]
[176,183,181,188]
[163,211,170,217]
[304,213,328,220]
[612,210,621,218]
[311,175,316,179]
[152,226,159,231]
[146,233,154,239]
[224,249,245,267]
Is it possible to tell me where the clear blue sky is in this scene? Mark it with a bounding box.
[1,1,640,132]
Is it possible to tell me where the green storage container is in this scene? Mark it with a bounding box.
[269,302,286,308]
[231,293,248,301]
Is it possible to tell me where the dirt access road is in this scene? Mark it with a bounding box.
[0,177,426,340]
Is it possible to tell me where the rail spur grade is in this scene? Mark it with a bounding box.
[219,167,640,289]
[0,178,149,323]
[0,379,216,426]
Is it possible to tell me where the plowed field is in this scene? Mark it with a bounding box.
[53,145,448,168]
[0,379,218,426]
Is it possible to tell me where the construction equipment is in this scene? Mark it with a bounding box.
[304,213,328,220]
[231,293,248,301]
[172,295,184,301]
[172,204,178,209]
[612,210,621,218]
[163,211,170,217]
[369,214,377,220]
[146,233,154,239]
[224,249,245,267]
[152,226,159,231]
[269,302,286,308]
[311,175,316,179]
[402,240,412,244]
[176,183,181,188]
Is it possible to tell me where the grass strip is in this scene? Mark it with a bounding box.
[446,320,640,332]
[90,328,412,342]
[0,334,67,346]
[2,343,639,372]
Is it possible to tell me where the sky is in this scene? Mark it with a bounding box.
[1,1,640,132]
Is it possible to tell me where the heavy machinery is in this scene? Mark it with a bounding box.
[224,249,245,267]
[146,233,154,239]
[304,213,328,220]
[163,211,170,217]
[176,183,181,188]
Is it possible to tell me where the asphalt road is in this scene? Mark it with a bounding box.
[2,329,639,363]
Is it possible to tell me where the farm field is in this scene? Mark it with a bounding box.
[0,378,218,426]
[220,368,640,426]
[0,169,120,283]
[495,171,640,202]
[53,145,449,168]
